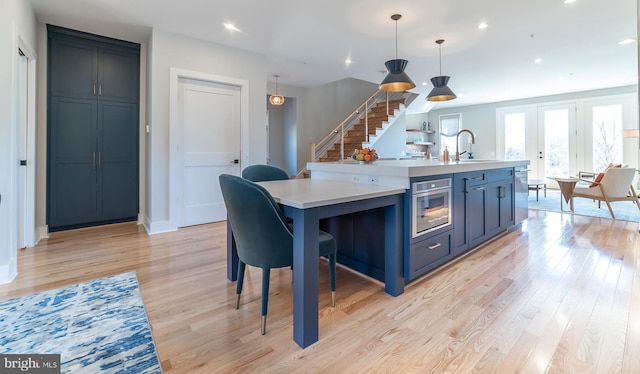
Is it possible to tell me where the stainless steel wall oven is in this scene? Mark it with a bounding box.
[411,178,452,238]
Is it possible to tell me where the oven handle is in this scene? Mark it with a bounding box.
[414,186,451,196]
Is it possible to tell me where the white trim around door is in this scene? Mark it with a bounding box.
[165,68,249,233]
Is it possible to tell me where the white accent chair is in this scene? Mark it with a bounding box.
[572,167,640,219]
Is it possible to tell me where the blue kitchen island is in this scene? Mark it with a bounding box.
[307,158,530,282]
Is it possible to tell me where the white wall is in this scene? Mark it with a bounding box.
[267,82,306,175]
[0,0,37,282]
[146,29,267,231]
[267,98,287,172]
[371,111,407,159]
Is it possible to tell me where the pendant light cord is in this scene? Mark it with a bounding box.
[439,43,442,75]
[435,39,445,76]
[395,20,398,59]
[390,14,402,59]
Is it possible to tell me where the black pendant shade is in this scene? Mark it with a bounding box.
[426,39,457,102]
[379,14,415,92]
[427,76,457,102]
[380,59,416,92]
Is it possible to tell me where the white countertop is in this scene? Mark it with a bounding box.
[307,159,530,189]
[257,178,405,209]
[308,159,530,177]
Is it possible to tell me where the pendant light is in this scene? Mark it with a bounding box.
[269,74,285,106]
[379,14,416,92]
[427,39,457,102]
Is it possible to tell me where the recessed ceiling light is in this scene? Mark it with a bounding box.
[534,58,543,63]
[224,23,240,32]
[564,0,576,4]
[345,59,352,64]
[422,82,427,86]
[619,38,636,45]
[478,22,488,29]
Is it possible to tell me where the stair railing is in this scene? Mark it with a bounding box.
[311,90,408,162]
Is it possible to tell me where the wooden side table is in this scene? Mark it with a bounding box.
[554,177,579,211]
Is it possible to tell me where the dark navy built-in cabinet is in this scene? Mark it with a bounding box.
[47,25,140,231]
[453,168,514,256]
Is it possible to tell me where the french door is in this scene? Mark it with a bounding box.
[498,104,576,183]
[536,104,577,180]
[498,94,637,190]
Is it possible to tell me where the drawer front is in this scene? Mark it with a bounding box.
[408,230,453,280]
[466,172,486,186]
[487,167,513,182]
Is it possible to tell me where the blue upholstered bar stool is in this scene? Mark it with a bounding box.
[241,164,289,182]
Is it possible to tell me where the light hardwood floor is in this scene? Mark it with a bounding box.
[1,210,639,373]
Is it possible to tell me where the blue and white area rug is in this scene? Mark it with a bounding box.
[0,272,162,373]
[529,189,640,222]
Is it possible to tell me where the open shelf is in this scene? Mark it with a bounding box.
[406,129,436,134]
[406,141,436,146]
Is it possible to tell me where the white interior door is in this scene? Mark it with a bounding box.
[177,78,240,227]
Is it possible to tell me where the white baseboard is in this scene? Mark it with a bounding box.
[36,225,49,244]
[0,260,18,285]
[143,216,176,235]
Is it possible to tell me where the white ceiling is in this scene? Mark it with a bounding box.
[30,0,638,110]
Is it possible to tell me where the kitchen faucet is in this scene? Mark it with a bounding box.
[455,129,476,161]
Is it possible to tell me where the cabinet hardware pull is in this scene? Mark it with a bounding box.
[98,152,101,168]
[92,152,96,170]
[473,186,485,191]
[99,85,102,96]
[428,243,441,250]
[93,84,96,96]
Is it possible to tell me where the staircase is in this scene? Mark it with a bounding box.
[320,99,405,162]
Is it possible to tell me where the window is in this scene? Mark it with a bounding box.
[504,113,526,160]
[439,114,461,156]
[592,104,623,172]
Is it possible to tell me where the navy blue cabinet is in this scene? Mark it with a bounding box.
[407,229,453,280]
[468,180,489,248]
[486,168,515,238]
[453,168,515,256]
[47,26,140,231]
[453,171,487,254]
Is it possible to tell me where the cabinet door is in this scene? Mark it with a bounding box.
[485,181,502,235]
[48,97,98,229]
[98,48,140,103]
[97,101,139,221]
[499,179,514,228]
[49,38,97,100]
[468,184,488,248]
